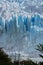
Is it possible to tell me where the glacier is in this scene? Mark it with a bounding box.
[0,0,43,62]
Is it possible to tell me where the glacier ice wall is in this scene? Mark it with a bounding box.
[0,0,43,60]
[0,14,43,58]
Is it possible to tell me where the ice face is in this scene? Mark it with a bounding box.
[0,14,43,57]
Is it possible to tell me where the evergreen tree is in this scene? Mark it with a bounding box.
[36,43,43,58]
[36,43,43,65]
[0,48,13,65]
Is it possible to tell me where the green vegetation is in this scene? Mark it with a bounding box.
[14,60,38,65]
[36,43,43,65]
[14,60,43,65]
[36,43,43,58]
[0,48,13,65]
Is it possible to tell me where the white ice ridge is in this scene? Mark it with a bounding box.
[0,0,32,21]
[0,0,43,21]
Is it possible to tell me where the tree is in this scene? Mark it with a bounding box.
[0,48,13,65]
[36,43,43,58]
[36,43,43,52]
[36,43,43,65]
